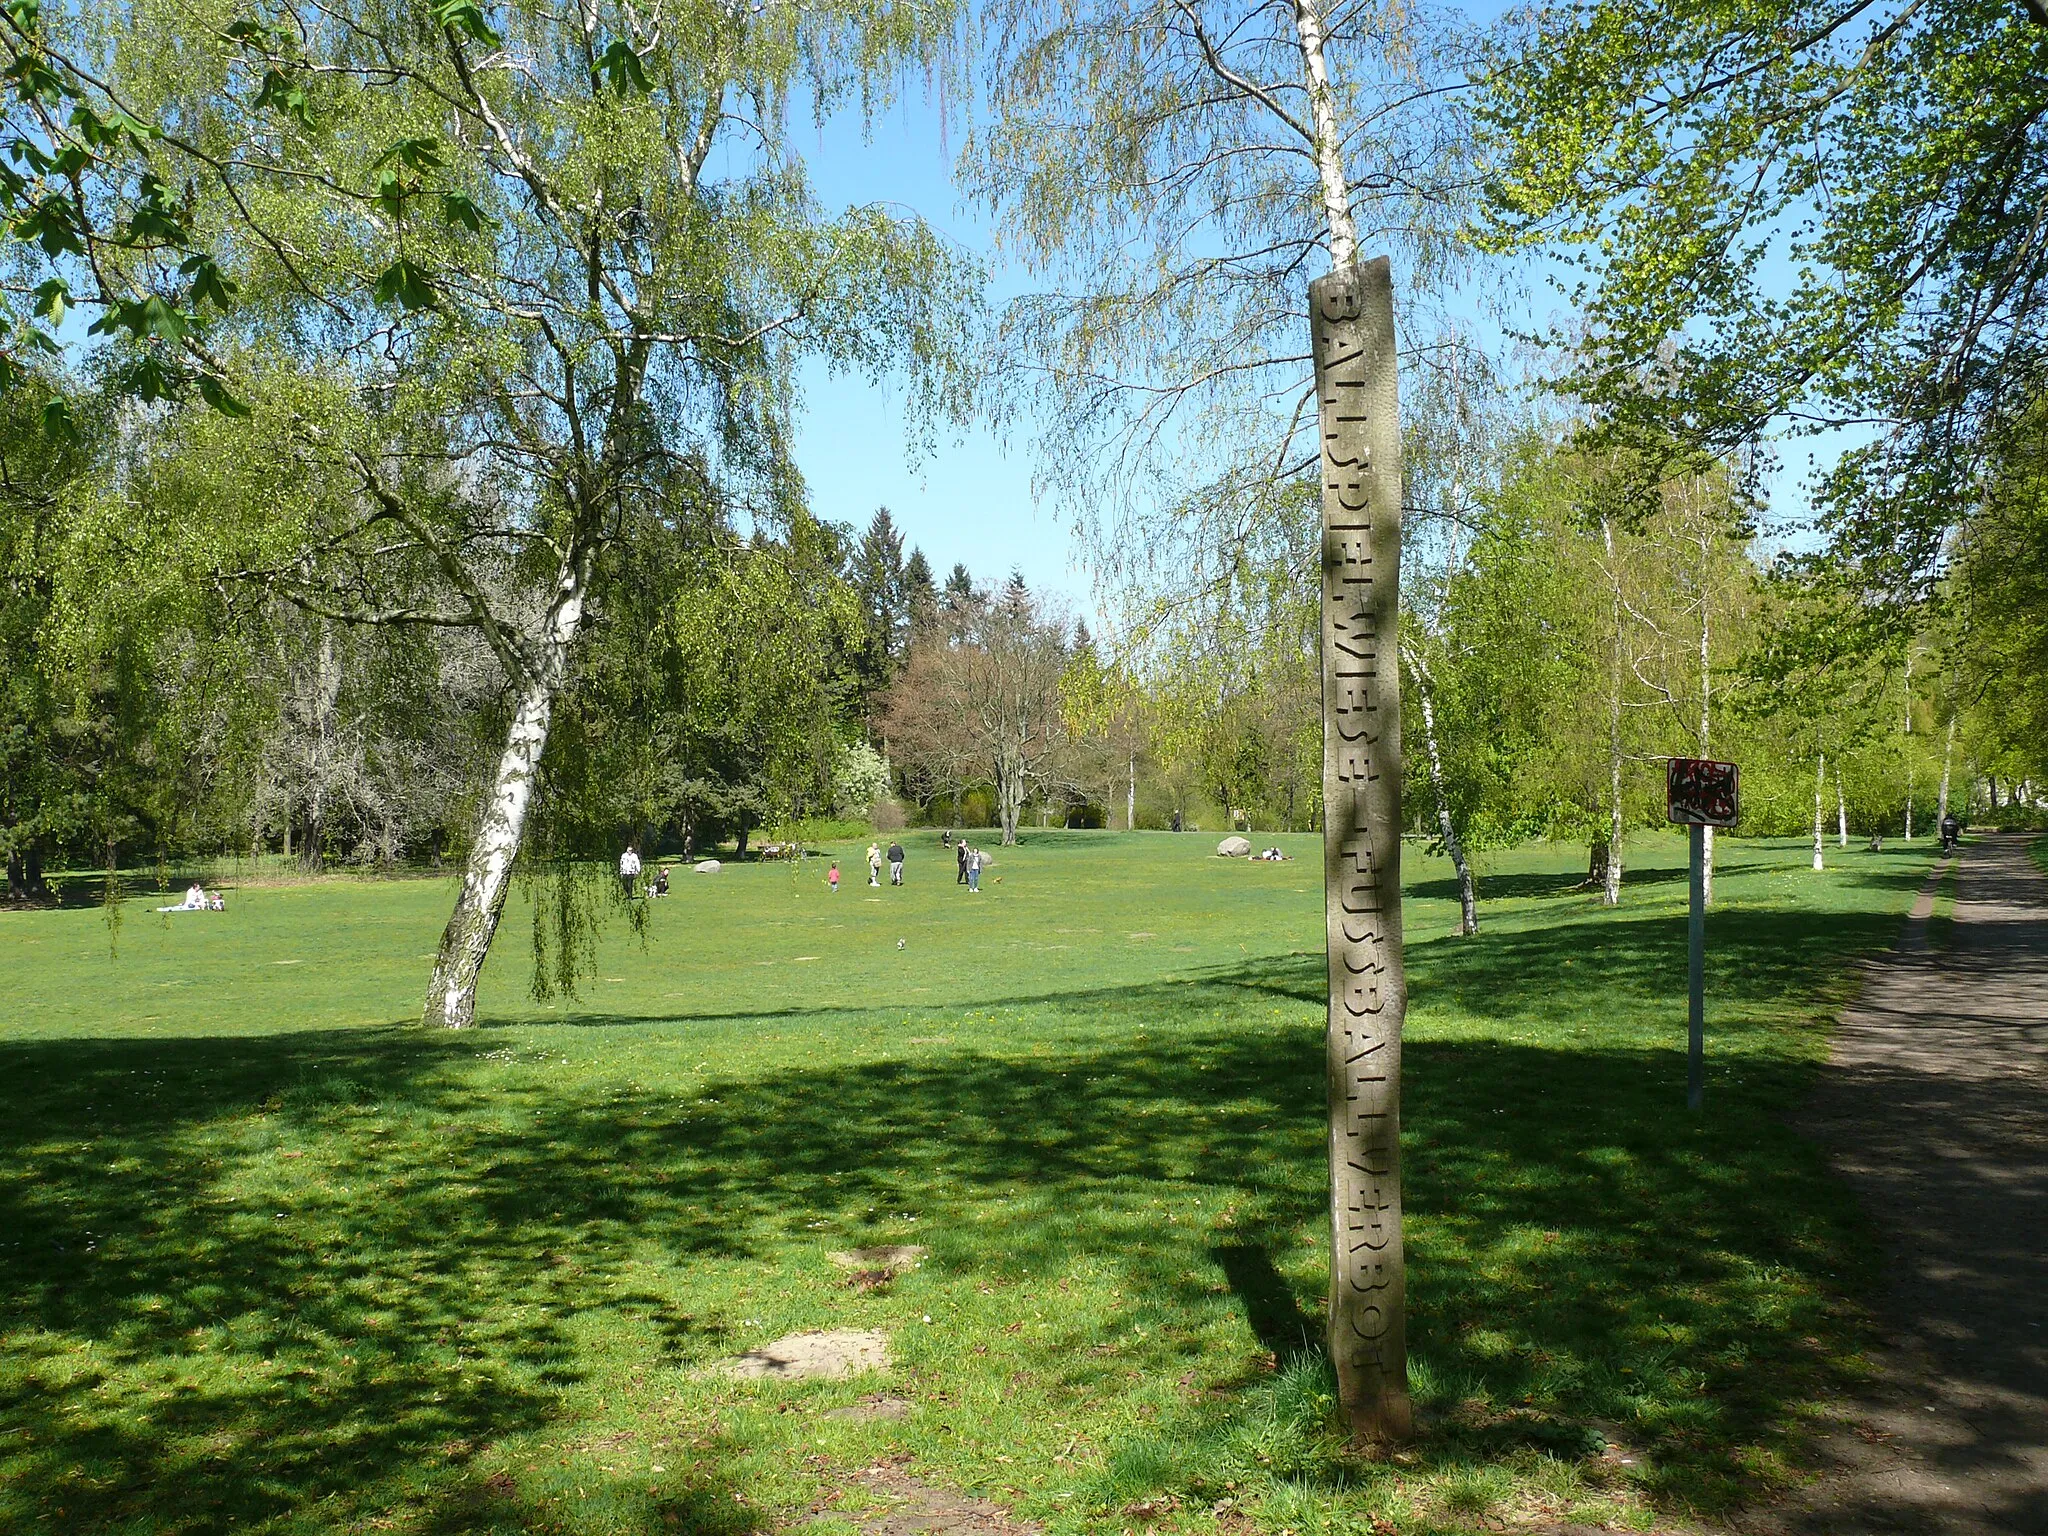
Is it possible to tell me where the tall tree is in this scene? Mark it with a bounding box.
[34,0,972,1025]
[852,508,909,713]
[1478,0,2048,626]
[903,547,940,639]
[883,586,1076,844]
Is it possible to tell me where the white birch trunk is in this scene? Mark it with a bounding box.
[1292,0,1358,265]
[423,552,591,1028]
[1836,770,1848,848]
[1937,716,1956,824]
[1812,751,1826,872]
[1127,752,1137,832]
[1408,647,1475,935]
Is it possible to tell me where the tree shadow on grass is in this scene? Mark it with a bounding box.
[0,896,1916,1531]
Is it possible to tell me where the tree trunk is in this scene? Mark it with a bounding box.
[996,755,1023,845]
[1127,752,1137,832]
[5,847,23,903]
[1812,751,1826,872]
[1311,258,1411,1448]
[423,552,591,1029]
[1407,647,1475,935]
[1835,770,1848,848]
[1937,716,1956,824]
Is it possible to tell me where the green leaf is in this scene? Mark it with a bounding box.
[39,397,74,439]
[371,256,438,312]
[373,166,411,221]
[196,374,252,418]
[32,275,65,324]
[13,195,82,258]
[3,0,39,31]
[179,253,237,312]
[374,136,445,172]
[119,354,178,405]
[440,191,487,233]
[429,0,500,47]
[252,68,313,128]
[596,38,651,96]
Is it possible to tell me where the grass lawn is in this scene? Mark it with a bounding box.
[1,831,1933,1535]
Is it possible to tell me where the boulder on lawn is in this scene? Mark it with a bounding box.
[1217,836,1252,858]
[694,859,722,873]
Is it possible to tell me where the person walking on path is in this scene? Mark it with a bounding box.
[618,845,641,899]
[956,839,970,884]
[866,842,882,887]
[828,861,840,894]
[1792,831,2048,1534]
[888,841,905,885]
[966,845,982,892]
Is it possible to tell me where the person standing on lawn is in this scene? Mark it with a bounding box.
[829,861,841,894]
[888,840,905,885]
[956,838,970,885]
[866,842,883,887]
[966,845,982,892]
[619,845,641,899]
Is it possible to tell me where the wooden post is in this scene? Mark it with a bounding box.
[1311,256,1412,1447]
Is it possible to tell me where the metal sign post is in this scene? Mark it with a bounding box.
[1667,759,1739,1111]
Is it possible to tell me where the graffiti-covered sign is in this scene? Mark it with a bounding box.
[1667,758,1739,827]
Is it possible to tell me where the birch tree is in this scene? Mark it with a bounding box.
[27,0,971,1025]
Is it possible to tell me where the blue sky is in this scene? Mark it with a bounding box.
[781,84,1094,610]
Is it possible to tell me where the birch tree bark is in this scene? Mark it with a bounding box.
[1937,715,1957,824]
[1405,643,1476,935]
[1813,752,1827,871]
[425,551,592,1029]
[1835,769,1848,849]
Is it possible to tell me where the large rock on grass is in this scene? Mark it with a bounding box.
[1216,836,1252,858]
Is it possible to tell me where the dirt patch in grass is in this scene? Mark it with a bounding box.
[716,1330,892,1381]
[807,1460,1041,1536]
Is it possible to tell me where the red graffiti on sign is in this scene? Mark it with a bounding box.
[1667,759,1740,827]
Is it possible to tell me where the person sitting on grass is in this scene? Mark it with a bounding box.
[649,866,670,898]
[208,889,225,910]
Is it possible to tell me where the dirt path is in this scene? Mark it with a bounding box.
[1785,832,2048,1534]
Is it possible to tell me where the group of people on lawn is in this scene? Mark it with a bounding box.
[829,832,986,892]
[615,830,990,897]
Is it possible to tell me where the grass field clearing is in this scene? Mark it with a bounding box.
[1,830,1932,1535]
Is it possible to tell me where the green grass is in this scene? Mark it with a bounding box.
[0,831,1934,1535]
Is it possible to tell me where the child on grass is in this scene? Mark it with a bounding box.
[828,861,840,894]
